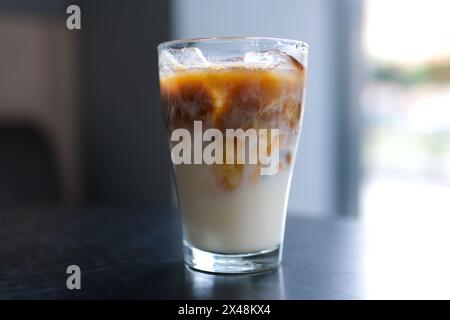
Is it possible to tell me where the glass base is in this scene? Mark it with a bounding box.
[183,241,281,274]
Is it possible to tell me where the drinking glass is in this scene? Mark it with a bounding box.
[158,37,308,273]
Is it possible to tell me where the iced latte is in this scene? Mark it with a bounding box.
[158,38,308,273]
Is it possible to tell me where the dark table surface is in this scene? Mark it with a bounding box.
[3,207,449,299]
[0,206,365,299]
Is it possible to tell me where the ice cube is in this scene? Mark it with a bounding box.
[244,50,280,65]
[177,47,208,66]
[244,49,301,71]
[159,49,180,74]
[159,47,209,73]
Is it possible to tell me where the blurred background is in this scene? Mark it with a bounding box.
[0,0,449,223]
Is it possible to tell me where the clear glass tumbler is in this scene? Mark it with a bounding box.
[158,37,308,273]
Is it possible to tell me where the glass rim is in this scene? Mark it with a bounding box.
[157,36,309,52]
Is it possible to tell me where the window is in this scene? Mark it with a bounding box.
[361,0,450,221]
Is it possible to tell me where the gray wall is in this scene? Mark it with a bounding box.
[81,0,171,205]
[171,0,341,216]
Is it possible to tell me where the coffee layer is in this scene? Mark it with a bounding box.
[160,65,305,133]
